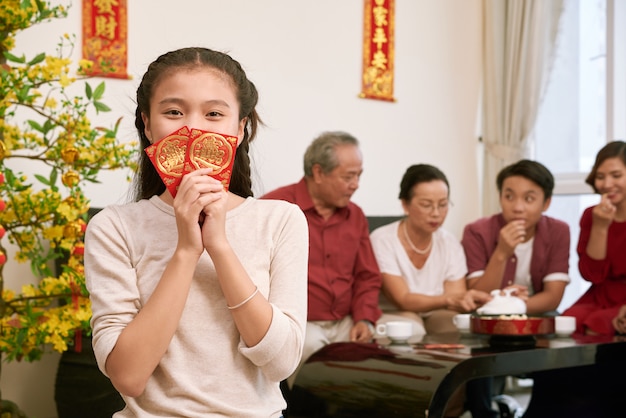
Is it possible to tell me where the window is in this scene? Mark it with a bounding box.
[532,0,626,311]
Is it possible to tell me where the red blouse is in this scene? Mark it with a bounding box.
[563,206,626,334]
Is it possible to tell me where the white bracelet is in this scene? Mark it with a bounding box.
[227,286,259,310]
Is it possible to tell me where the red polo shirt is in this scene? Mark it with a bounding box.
[262,178,382,324]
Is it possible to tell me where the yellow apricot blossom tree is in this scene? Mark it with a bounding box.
[0,1,136,415]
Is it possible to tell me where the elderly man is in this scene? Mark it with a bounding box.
[262,131,382,384]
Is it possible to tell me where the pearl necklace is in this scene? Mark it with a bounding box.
[402,220,432,255]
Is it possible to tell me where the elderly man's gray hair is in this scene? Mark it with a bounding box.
[303,131,359,177]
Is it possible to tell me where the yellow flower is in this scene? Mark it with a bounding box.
[59,74,71,87]
[1,34,15,50]
[2,289,16,301]
[43,225,64,241]
[21,285,38,298]
[44,97,58,109]
[78,59,94,71]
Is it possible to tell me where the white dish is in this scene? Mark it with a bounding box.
[388,337,410,345]
[477,289,527,316]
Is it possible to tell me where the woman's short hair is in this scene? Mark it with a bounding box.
[398,164,450,201]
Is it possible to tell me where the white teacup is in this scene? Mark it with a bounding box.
[555,316,576,336]
[376,321,413,343]
[453,313,471,332]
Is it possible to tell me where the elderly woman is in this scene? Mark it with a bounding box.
[370,164,491,336]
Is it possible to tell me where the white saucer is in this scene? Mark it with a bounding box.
[388,337,410,345]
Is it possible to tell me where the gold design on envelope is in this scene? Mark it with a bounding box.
[188,133,234,175]
[155,135,188,177]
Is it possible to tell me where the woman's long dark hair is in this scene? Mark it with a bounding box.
[132,47,261,201]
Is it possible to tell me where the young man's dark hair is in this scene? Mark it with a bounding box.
[496,159,555,200]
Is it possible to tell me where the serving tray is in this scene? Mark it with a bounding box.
[470,315,555,336]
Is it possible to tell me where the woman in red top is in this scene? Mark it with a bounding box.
[563,141,626,335]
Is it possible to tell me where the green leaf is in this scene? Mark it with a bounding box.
[3,51,25,64]
[17,85,31,102]
[27,52,46,66]
[27,119,44,133]
[93,101,111,113]
[4,169,16,186]
[93,81,106,100]
[50,168,58,189]
[85,82,93,100]
[34,174,50,185]
[42,119,55,134]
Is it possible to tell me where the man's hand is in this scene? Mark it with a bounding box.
[503,284,529,302]
[496,219,527,257]
[350,320,374,342]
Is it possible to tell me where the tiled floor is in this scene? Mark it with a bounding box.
[460,377,533,418]
[287,377,534,417]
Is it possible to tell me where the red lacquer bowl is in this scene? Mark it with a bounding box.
[470,315,555,336]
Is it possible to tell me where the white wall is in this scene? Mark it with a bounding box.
[2,0,482,416]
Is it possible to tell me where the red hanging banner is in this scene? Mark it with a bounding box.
[359,0,395,102]
[82,0,129,79]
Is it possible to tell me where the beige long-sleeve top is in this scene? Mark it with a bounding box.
[85,196,308,417]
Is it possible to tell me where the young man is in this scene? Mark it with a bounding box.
[461,159,570,417]
[462,159,570,314]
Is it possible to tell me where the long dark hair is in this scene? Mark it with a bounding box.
[585,140,626,193]
[132,47,261,201]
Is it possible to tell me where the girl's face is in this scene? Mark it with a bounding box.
[402,180,450,234]
[499,175,550,230]
[594,157,626,206]
[142,68,245,144]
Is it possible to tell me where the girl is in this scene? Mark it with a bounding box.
[85,47,308,417]
[563,140,626,335]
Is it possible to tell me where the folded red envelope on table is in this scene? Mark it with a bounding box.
[184,128,239,191]
[144,126,190,197]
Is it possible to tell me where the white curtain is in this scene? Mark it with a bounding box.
[481,0,564,215]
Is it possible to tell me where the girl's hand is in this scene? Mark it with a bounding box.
[197,177,229,253]
[592,194,616,226]
[173,168,223,256]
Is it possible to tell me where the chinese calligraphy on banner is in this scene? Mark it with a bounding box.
[82,0,129,78]
[360,0,395,102]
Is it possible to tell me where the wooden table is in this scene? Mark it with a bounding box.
[291,332,626,417]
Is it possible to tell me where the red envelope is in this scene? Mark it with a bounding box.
[144,126,190,197]
[184,129,238,191]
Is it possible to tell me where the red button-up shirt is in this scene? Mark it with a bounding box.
[262,178,382,324]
